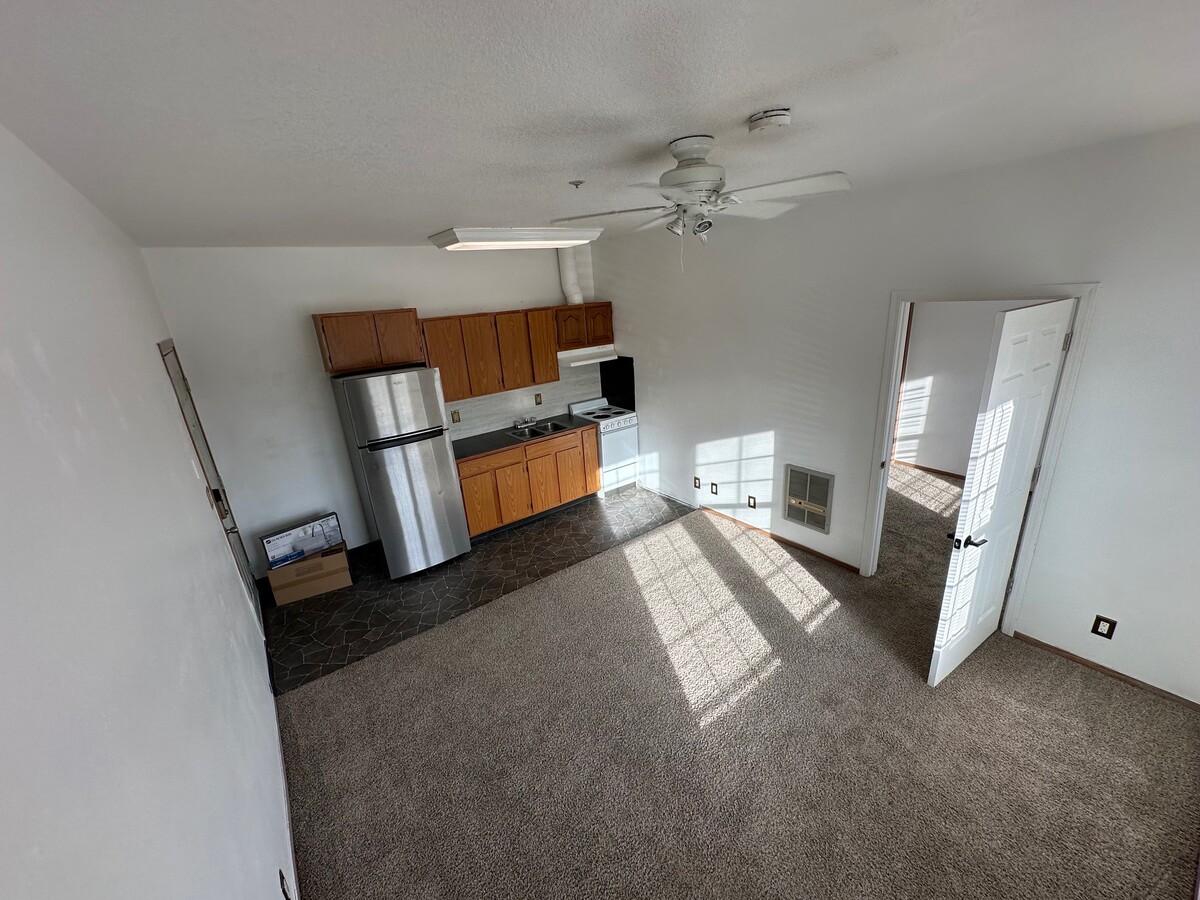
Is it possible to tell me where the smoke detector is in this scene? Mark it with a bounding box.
[748,108,792,134]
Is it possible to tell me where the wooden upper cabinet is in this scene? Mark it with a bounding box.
[313,312,382,373]
[555,306,587,351]
[495,311,535,392]
[527,308,560,384]
[585,302,614,345]
[459,314,505,397]
[422,317,473,402]
[313,307,424,374]
[375,309,424,366]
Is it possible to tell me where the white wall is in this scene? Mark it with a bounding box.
[593,124,1200,703]
[0,125,294,897]
[897,299,1031,476]
[142,247,583,574]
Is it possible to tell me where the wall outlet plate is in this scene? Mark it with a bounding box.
[748,496,756,509]
[535,393,543,405]
[710,483,718,495]
[693,476,701,489]
[1091,615,1117,639]
[450,409,461,424]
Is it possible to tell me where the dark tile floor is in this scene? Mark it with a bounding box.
[265,486,693,694]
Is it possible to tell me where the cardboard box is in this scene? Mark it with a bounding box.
[268,542,352,605]
[262,512,343,569]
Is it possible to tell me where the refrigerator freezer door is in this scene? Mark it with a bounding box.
[336,367,448,447]
[359,432,470,578]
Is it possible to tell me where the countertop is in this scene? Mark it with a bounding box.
[451,414,595,462]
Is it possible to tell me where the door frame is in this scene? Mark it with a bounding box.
[859,283,1099,636]
[158,339,263,637]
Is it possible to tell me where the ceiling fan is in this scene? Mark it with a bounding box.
[552,134,851,242]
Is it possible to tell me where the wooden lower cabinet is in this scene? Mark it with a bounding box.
[582,427,601,494]
[460,471,502,536]
[495,460,533,523]
[457,425,600,537]
[527,454,561,514]
[555,446,587,504]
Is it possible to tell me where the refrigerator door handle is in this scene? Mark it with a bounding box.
[365,426,446,452]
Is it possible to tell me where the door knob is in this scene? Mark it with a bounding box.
[964,535,988,548]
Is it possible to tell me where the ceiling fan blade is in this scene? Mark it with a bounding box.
[720,171,851,205]
[552,205,674,225]
[633,209,680,232]
[714,200,797,220]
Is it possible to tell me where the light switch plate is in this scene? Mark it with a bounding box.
[450,410,461,424]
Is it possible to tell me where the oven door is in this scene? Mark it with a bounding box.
[599,425,639,493]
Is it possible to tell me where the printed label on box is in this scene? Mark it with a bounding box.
[262,513,343,568]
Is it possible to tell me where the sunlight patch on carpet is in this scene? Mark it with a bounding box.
[624,522,780,727]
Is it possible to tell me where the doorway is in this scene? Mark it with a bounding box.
[158,339,262,633]
[861,285,1098,685]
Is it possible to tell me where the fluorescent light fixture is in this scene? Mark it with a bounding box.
[428,226,602,251]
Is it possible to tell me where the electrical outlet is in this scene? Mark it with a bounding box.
[748,496,756,509]
[450,409,461,424]
[693,476,701,489]
[279,870,293,900]
[534,393,543,405]
[1091,615,1117,639]
[710,482,718,495]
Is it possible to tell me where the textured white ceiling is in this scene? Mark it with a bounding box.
[1,0,1197,246]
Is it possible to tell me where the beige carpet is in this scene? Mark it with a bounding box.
[278,471,1200,899]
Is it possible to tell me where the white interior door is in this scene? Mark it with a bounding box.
[928,298,1075,686]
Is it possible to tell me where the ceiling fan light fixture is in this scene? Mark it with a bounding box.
[428,226,602,251]
[665,215,686,236]
[692,217,713,235]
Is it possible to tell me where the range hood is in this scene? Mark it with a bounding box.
[558,343,618,367]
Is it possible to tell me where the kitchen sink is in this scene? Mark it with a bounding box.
[506,427,541,440]
[507,421,573,441]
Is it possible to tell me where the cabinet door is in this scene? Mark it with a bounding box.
[495,461,533,524]
[375,309,424,366]
[495,311,535,391]
[460,314,505,396]
[422,318,472,402]
[460,472,502,537]
[582,426,601,494]
[314,313,381,373]
[527,308,560,384]
[527,454,562,514]
[555,306,587,351]
[585,302,614,346]
[556,446,588,504]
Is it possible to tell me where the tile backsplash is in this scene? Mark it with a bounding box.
[446,364,602,439]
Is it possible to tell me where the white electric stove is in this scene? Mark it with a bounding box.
[569,397,638,496]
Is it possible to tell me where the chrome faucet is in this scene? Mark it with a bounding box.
[514,415,538,428]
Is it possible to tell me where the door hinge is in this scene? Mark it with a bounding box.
[1030,465,1041,489]
[1062,331,1073,353]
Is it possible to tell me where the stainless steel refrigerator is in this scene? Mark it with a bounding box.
[332,366,471,579]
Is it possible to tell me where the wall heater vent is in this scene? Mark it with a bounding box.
[784,465,833,534]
